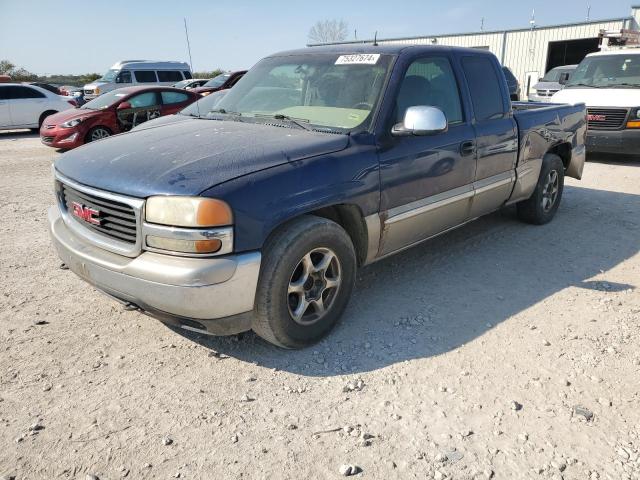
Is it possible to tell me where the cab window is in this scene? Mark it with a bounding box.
[134,71,157,83]
[461,56,507,120]
[158,71,183,82]
[395,57,463,124]
[5,86,46,99]
[116,71,132,84]
[161,91,189,104]
[128,92,159,108]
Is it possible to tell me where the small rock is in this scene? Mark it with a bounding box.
[86,475,100,480]
[543,339,551,346]
[434,471,446,480]
[460,429,473,438]
[511,401,523,411]
[551,459,567,471]
[597,398,612,407]
[518,432,529,443]
[29,421,44,432]
[617,447,630,460]
[231,434,239,443]
[208,351,229,359]
[338,464,361,476]
[239,394,254,402]
[342,379,365,393]
[286,424,297,430]
[162,435,173,446]
[33,319,49,326]
[573,405,594,422]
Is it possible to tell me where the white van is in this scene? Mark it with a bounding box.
[552,36,640,155]
[83,60,192,100]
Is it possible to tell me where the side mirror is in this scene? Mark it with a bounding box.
[392,106,448,136]
[117,101,132,110]
[559,73,570,85]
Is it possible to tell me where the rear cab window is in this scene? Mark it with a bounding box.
[461,56,508,120]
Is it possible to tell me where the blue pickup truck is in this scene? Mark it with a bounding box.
[49,45,587,348]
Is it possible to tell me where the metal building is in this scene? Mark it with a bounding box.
[311,5,640,100]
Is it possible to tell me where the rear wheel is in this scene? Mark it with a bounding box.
[516,153,564,225]
[85,126,112,143]
[252,216,356,349]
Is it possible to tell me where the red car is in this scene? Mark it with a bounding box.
[40,86,199,149]
[190,70,246,96]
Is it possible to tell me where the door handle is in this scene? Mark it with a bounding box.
[460,140,476,156]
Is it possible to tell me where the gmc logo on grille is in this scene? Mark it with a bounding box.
[71,201,101,225]
[587,114,606,121]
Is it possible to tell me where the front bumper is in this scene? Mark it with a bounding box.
[40,126,84,149]
[586,128,640,154]
[48,206,260,335]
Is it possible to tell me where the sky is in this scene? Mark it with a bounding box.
[0,0,636,75]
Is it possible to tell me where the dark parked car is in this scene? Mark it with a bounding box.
[190,70,246,96]
[49,45,586,348]
[502,66,521,101]
[29,82,62,95]
[40,86,198,149]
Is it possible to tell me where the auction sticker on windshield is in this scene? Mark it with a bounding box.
[335,54,380,65]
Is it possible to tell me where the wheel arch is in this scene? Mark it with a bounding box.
[38,110,58,127]
[265,203,371,267]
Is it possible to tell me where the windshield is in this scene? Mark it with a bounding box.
[212,53,393,132]
[81,89,128,110]
[180,90,228,116]
[99,69,119,82]
[173,79,191,89]
[542,67,573,82]
[566,54,640,88]
[204,73,231,88]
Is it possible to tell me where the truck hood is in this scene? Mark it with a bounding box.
[552,87,640,107]
[532,81,562,91]
[84,81,109,89]
[54,118,349,198]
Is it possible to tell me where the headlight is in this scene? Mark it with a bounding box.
[61,118,83,128]
[145,196,233,227]
[626,107,640,128]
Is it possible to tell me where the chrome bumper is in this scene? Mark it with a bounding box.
[48,206,260,334]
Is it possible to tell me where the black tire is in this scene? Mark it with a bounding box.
[85,126,112,143]
[517,153,565,225]
[252,216,357,349]
[38,110,57,128]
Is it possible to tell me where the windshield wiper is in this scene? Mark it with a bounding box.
[566,83,600,88]
[254,113,313,131]
[208,108,242,116]
[608,82,640,88]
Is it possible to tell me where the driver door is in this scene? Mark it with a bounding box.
[116,91,161,131]
[378,56,476,255]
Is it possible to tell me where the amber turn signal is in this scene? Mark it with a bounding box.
[626,120,640,129]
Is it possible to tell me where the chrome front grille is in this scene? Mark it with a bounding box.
[587,108,629,130]
[55,172,144,257]
[62,184,137,244]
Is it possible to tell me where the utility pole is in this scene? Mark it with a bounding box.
[586,4,591,22]
[183,18,194,72]
[480,17,485,31]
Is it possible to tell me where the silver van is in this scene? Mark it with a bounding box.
[83,60,192,100]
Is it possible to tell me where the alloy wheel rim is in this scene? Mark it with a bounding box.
[287,247,341,325]
[541,170,559,212]
[92,129,110,141]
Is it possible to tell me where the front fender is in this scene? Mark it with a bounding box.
[202,140,380,253]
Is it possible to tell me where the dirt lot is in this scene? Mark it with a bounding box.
[0,131,639,480]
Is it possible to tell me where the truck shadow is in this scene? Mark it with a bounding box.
[170,184,639,376]
[0,130,38,140]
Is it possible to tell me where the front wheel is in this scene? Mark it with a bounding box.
[516,153,565,225]
[85,126,112,143]
[252,216,356,349]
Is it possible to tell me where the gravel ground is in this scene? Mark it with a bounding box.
[1,131,639,480]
